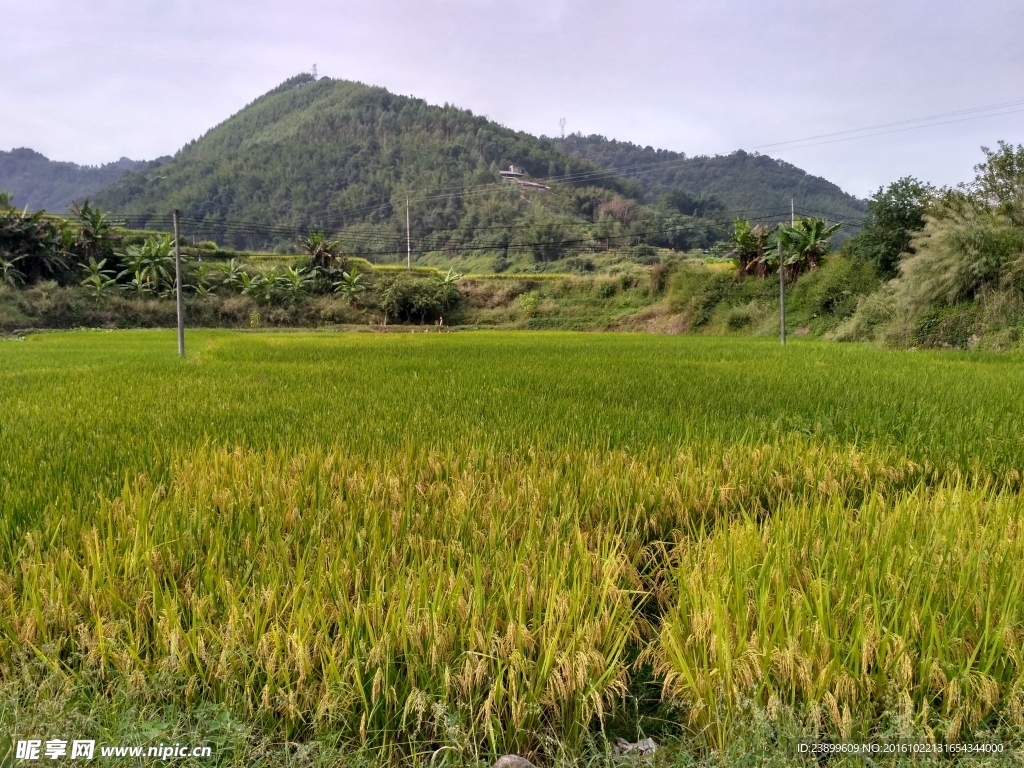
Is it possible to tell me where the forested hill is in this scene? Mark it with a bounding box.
[95,74,646,254]
[552,134,867,222]
[92,73,864,259]
[0,149,155,212]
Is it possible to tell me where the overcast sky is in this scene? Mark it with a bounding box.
[2,0,1022,197]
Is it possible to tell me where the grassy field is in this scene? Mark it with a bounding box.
[2,330,1024,766]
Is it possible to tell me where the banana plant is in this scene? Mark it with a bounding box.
[439,267,463,286]
[333,267,367,304]
[192,262,217,296]
[71,201,115,263]
[299,230,341,270]
[118,245,153,297]
[80,257,117,299]
[435,267,462,307]
[255,268,282,302]
[777,217,842,277]
[221,258,245,291]
[0,255,25,287]
[143,235,177,296]
[280,265,312,305]
[235,271,264,297]
[728,218,776,279]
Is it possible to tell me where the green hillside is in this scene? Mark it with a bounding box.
[0,148,155,212]
[93,74,863,263]
[96,74,669,260]
[553,134,867,223]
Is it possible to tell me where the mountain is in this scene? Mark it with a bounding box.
[95,74,648,255]
[93,74,865,258]
[0,148,157,212]
[552,134,867,222]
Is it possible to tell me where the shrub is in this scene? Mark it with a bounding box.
[649,262,675,295]
[910,303,980,348]
[627,244,659,265]
[726,306,753,330]
[376,274,460,324]
[563,257,595,274]
[669,267,734,328]
[899,210,1024,309]
[788,255,880,322]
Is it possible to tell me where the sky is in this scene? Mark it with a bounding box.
[2,0,1022,198]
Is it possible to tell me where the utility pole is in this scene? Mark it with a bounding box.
[779,240,786,346]
[791,198,795,226]
[406,197,411,271]
[173,210,185,357]
[559,117,566,139]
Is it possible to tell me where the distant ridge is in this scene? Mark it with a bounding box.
[0,148,163,212]
[552,134,867,221]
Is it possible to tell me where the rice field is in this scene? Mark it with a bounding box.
[2,330,1024,766]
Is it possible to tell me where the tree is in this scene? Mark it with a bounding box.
[846,177,934,277]
[777,217,841,278]
[972,141,1024,225]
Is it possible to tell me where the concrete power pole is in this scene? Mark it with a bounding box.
[173,210,185,357]
[406,197,411,271]
[779,240,786,346]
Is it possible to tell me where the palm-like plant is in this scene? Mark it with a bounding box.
[257,268,282,302]
[777,217,842,278]
[0,205,70,282]
[235,271,264,297]
[143,235,176,296]
[280,265,312,305]
[439,267,462,286]
[435,267,462,308]
[333,267,367,304]
[80,257,117,299]
[192,262,217,296]
[220,258,245,290]
[71,201,116,265]
[728,218,776,279]
[118,245,153,297]
[1,255,25,287]
[299,230,342,270]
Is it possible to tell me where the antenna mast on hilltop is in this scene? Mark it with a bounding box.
[311,64,317,79]
[559,117,566,139]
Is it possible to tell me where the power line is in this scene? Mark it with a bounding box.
[764,108,1024,155]
[753,99,1024,151]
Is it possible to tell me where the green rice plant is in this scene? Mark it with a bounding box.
[649,481,1024,747]
[4,331,1024,763]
